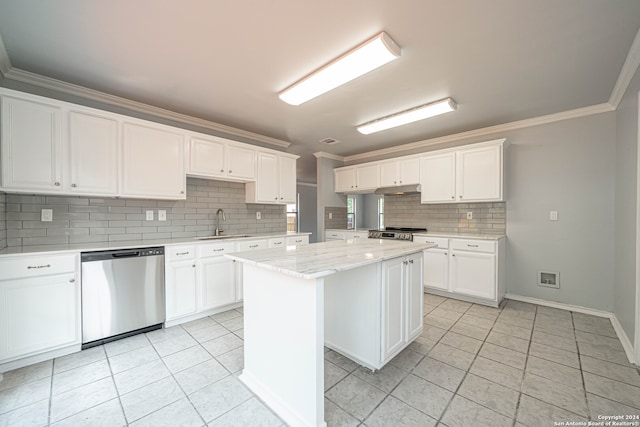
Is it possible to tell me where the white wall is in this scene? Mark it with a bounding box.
[614,67,640,344]
[297,183,318,243]
[316,156,346,239]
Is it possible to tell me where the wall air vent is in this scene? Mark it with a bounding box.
[319,137,341,145]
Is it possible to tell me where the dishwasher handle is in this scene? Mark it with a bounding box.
[111,251,141,258]
[81,246,164,262]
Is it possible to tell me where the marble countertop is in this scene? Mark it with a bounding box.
[413,232,505,240]
[0,232,311,257]
[226,238,433,280]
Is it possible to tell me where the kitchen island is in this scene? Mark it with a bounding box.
[226,238,431,427]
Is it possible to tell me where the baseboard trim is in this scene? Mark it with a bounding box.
[505,293,637,365]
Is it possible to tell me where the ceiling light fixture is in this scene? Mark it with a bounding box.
[278,32,401,106]
[357,98,457,134]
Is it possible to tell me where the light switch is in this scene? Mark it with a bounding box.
[41,209,53,222]
[550,211,558,221]
[158,210,167,221]
[329,212,333,219]
[256,212,261,220]
[466,211,473,220]
[146,210,154,221]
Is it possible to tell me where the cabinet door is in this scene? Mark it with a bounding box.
[423,249,449,291]
[379,162,398,187]
[399,158,420,185]
[255,152,279,202]
[166,260,197,320]
[450,250,496,300]
[227,144,256,180]
[278,155,297,203]
[122,123,186,199]
[406,253,424,341]
[355,164,379,191]
[381,257,405,360]
[456,144,502,202]
[68,111,118,195]
[200,256,236,311]
[420,152,456,203]
[1,96,63,192]
[286,235,309,246]
[0,273,79,362]
[334,168,356,192]
[189,136,225,178]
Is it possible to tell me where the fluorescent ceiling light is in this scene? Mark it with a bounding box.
[357,98,457,134]
[279,32,401,106]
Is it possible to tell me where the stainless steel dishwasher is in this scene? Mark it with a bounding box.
[81,247,165,348]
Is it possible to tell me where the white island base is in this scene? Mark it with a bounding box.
[229,239,428,427]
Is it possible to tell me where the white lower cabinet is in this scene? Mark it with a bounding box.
[414,235,505,307]
[286,235,309,246]
[381,252,423,362]
[198,242,236,311]
[165,246,198,322]
[0,254,80,365]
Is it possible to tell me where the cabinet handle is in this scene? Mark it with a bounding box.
[27,264,51,269]
[467,244,479,248]
[249,245,258,248]
[54,182,61,186]
[403,260,408,265]
[176,252,190,256]
[69,278,75,283]
[213,248,224,252]
[71,183,77,188]
[452,254,456,257]
[274,242,282,245]
[409,259,414,264]
[444,252,448,255]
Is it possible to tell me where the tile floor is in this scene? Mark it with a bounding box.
[1,294,640,426]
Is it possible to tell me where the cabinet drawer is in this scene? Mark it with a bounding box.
[325,231,346,240]
[197,242,235,258]
[413,236,449,249]
[269,237,286,248]
[451,239,496,253]
[166,245,196,261]
[0,253,77,280]
[236,240,267,251]
[286,235,309,245]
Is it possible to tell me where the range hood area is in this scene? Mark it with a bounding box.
[374,184,421,195]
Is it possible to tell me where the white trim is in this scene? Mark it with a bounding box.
[610,27,640,108]
[505,293,636,364]
[345,103,614,162]
[297,182,318,187]
[636,90,640,365]
[0,35,11,78]
[313,151,345,161]
[1,67,291,149]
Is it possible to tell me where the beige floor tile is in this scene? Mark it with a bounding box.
[525,356,583,389]
[536,306,572,320]
[188,375,252,423]
[365,396,437,427]
[492,322,532,340]
[457,374,519,417]
[587,393,640,419]
[174,359,229,395]
[528,341,580,369]
[531,329,577,353]
[108,345,159,374]
[412,356,466,392]
[583,372,640,410]
[151,333,198,357]
[114,359,171,395]
[353,363,408,393]
[577,341,629,366]
[485,330,530,354]
[391,374,453,420]
[441,395,512,427]
[0,398,49,427]
[458,313,496,330]
[208,397,281,427]
[479,342,527,370]
[0,360,52,392]
[325,360,350,391]
[450,321,491,341]
[429,342,476,371]
[50,398,126,427]
[516,394,587,427]
[469,357,524,392]
[580,355,640,387]
[129,397,204,427]
[389,347,424,371]
[215,346,244,373]
[50,377,118,423]
[324,398,359,427]
[440,331,483,355]
[521,372,587,416]
[52,359,111,395]
[162,345,212,374]
[326,374,387,421]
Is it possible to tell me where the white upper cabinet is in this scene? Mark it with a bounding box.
[122,122,186,200]
[245,151,297,204]
[456,143,502,202]
[379,157,420,187]
[420,152,456,203]
[421,139,504,204]
[1,95,63,192]
[334,164,379,193]
[68,111,119,196]
[188,135,256,181]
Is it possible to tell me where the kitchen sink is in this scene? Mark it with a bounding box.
[195,235,251,240]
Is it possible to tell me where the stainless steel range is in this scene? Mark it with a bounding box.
[368,227,427,241]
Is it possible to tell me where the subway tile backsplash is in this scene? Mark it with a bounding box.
[325,207,348,229]
[3,178,286,247]
[384,194,505,235]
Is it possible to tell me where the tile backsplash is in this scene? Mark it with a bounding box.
[324,207,348,229]
[384,194,505,235]
[4,178,286,247]
[0,192,6,249]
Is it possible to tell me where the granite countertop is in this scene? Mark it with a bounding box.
[225,238,433,280]
[413,232,505,240]
[0,231,311,257]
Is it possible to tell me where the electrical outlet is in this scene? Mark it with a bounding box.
[329,212,333,219]
[256,212,261,220]
[41,209,53,222]
[466,211,473,220]
[550,211,558,221]
[146,210,154,221]
[158,210,167,221]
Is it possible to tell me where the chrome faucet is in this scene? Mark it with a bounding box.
[215,208,226,236]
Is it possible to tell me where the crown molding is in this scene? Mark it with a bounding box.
[0,36,11,78]
[313,151,345,161]
[1,67,291,149]
[609,26,640,108]
[345,103,615,162]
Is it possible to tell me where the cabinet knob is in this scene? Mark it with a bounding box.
[452,254,456,257]
[71,183,77,188]
[275,197,278,200]
[54,182,61,186]
[280,197,283,200]
[409,259,414,264]
[403,260,408,265]
[220,169,224,173]
[451,196,455,199]
[192,264,196,268]
[459,195,463,199]
[394,181,397,184]
[445,252,448,256]
[69,278,75,283]
[180,191,185,194]
[229,170,232,173]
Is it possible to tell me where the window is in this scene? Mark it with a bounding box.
[287,195,298,232]
[347,195,356,229]
[378,197,385,229]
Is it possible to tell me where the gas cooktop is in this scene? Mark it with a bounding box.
[367,227,427,241]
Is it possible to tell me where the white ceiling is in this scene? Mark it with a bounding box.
[0,1,639,183]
